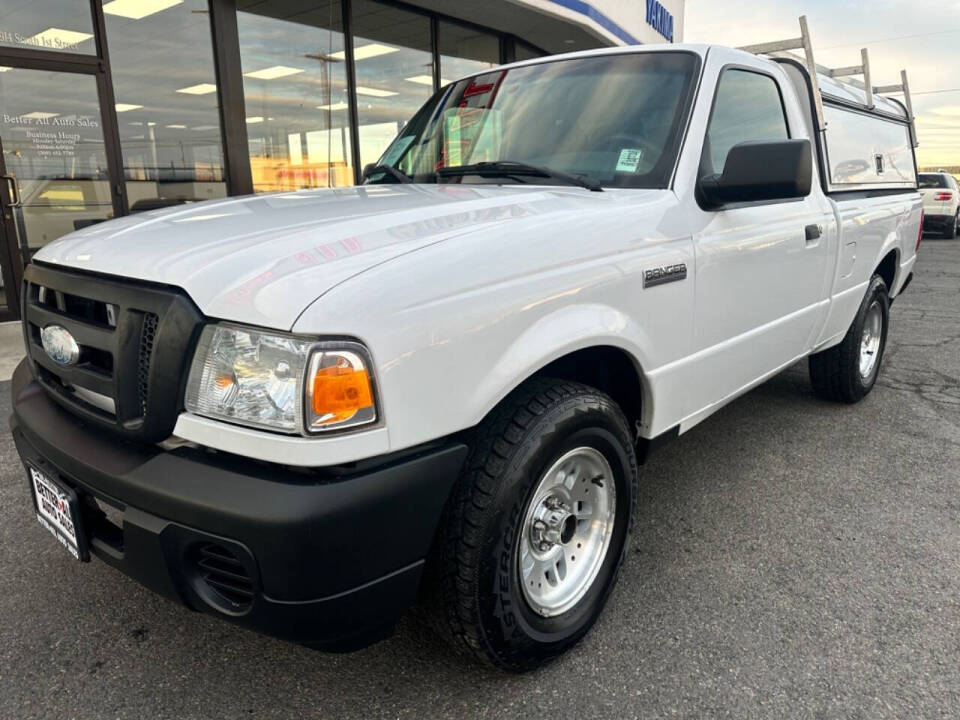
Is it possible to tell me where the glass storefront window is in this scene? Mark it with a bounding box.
[104,1,226,210]
[238,2,353,193]
[0,1,95,54]
[438,21,499,84]
[351,0,433,171]
[515,42,546,62]
[0,69,112,261]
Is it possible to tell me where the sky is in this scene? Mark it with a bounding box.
[683,0,960,169]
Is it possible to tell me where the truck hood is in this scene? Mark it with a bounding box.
[36,184,661,329]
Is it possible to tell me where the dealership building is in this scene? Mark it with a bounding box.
[0,0,684,322]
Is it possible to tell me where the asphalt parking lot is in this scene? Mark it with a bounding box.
[1,237,958,719]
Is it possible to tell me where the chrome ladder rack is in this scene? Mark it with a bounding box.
[737,15,918,147]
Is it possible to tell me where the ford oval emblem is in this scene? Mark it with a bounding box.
[40,325,81,367]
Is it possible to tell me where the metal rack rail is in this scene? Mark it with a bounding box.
[738,16,918,147]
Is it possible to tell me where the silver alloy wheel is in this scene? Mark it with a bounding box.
[518,447,616,618]
[859,300,883,379]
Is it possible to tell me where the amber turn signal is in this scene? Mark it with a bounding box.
[311,361,374,425]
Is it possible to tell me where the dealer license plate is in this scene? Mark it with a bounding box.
[28,465,86,561]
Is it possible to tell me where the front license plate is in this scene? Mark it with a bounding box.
[28,465,87,561]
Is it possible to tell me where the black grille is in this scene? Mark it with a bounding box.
[192,543,255,614]
[22,263,203,443]
[137,312,159,415]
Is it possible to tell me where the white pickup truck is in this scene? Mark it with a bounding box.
[10,38,921,671]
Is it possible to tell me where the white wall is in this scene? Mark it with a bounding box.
[513,0,685,46]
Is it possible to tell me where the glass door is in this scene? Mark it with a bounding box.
[0,137,18,321]
[0,66,117,320]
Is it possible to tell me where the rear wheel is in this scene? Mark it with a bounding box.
[948,211,960,240]
[424,378,638,671]
[809,274,890,403]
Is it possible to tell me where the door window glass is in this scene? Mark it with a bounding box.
[0,1,95,54]
[238,1,353,192]
[438,21,499,85]
[704,70,788,176]
[104,1,226,210]
[351,0,433,170]
[0,69,111,262]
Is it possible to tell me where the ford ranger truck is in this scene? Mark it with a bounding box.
[9,42,921,671]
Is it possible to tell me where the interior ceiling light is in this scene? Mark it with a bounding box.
[0,66,11,72]
[355,86,397,98]
[192,125,219,131]
[27,28,94,49]
[317,102,349,111]
[166,124,187,129]
[244,65,305,80]
[176,83,217,95]
[103,0,183,19]
[115,103,143,112]
[246,66,303,80]
[246,116,264,124]
[23,112,59,120]
[329,43,398,61]
[405,75,449,86]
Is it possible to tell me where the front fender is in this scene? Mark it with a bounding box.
[469,303,656,432]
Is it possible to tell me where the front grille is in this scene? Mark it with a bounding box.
[22,263,203,443]
[191,542,256,614]
[137,312,159,416]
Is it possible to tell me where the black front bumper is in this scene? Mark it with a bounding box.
[9,359,467,651]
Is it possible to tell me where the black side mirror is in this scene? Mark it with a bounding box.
[699,139,812,208]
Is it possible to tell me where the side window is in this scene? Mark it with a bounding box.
[703,69,789,176]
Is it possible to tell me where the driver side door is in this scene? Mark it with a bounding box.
[684,65,833,416]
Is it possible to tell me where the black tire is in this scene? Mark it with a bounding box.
[947,212,959,240]
[809,274,890,403]
[423,378,638,671]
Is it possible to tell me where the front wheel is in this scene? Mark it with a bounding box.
[809,274,890,403]
[424,378,638,671]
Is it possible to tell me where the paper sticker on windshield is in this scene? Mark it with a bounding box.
[445,115,462,167]
[616,148,643,173]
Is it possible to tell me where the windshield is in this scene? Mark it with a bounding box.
[369,52,700,190]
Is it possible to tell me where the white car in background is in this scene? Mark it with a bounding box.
[919,171,960,238]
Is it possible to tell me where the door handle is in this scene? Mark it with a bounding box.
[804,223,822,246]
[1,175,21,208]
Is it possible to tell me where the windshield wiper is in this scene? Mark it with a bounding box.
[362,164,413,184]
[435,161,602,192]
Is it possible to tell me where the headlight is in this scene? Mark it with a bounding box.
[184,324,378,435]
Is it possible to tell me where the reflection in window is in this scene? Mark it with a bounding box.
[515,43,545,62]
[104,1,226,210]
[704,70,789,176]
[0,1,95,54]
[238,1,353,193]
[351,0,433,170]
[379,54,698,189]
[438,21,499,84]
[0,69,111,259]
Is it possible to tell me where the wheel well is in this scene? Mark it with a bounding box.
[875,249,898,292]
[533,346,644,429]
